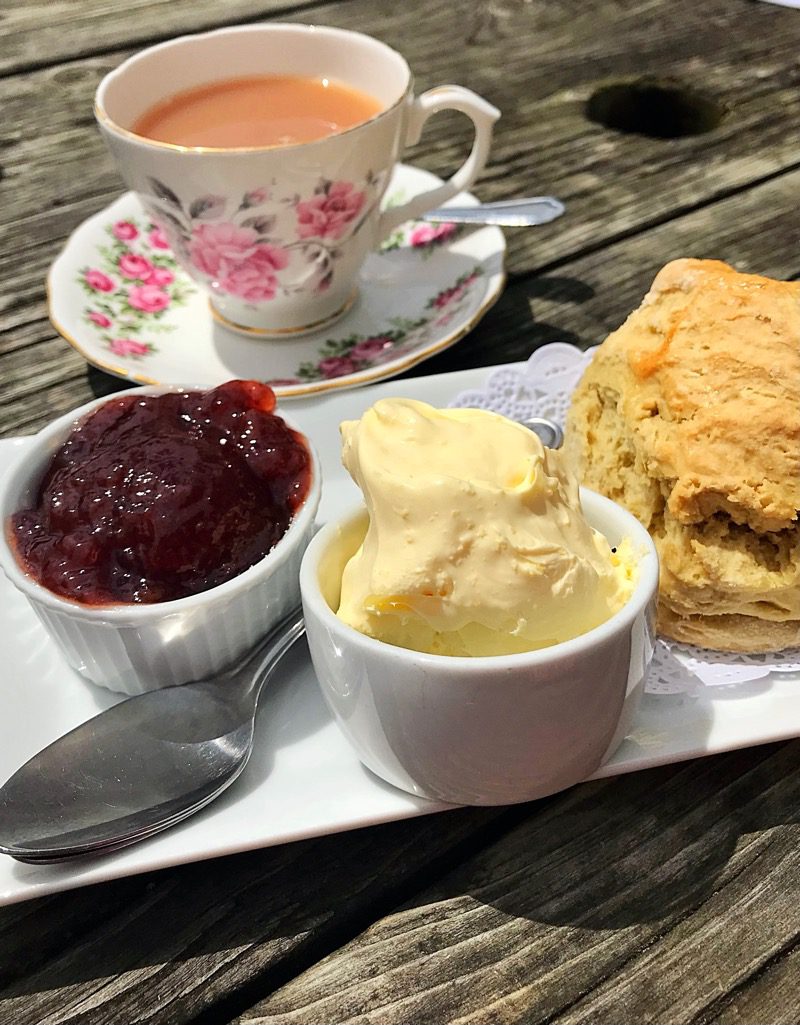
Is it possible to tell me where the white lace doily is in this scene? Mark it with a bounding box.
[450,342,599,425]
[449,343,800,696]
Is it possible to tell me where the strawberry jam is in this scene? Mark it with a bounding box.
[10,380,312,605]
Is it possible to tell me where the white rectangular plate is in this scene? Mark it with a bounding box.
[2,363,799,906]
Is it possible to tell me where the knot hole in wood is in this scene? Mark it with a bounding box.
[586,79,725,139]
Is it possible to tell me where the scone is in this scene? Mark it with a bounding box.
[564,258,800,652]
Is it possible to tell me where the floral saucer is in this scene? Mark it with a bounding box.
[47,165,506,398]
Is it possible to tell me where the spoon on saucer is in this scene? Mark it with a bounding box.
[423,196,565,227]
[0,417,564,864]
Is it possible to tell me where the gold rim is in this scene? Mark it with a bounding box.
[46,189,506,399]
[275,269,507,397]
[49,269,506,398]
[208,289,358,337]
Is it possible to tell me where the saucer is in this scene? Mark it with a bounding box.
[48,165,506,399]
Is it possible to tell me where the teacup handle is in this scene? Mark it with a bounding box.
[377,86,500,239]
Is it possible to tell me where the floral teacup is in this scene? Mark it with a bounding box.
[95,24,499,336]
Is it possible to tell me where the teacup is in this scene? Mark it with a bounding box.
[94,24,500,337]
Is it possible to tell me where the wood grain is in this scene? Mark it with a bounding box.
[0,807,512,1025]
[0,0,327,76]
[2,1,800,1023]
[237,744,800,1025]
[4,0,800,433]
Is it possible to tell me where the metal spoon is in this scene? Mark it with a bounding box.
[521,416,564,449]
[422,196,565,227]
[0,608,305,863]
[0,416,563,864]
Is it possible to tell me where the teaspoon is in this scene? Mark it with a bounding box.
[520,416,564,449]
[422,196,565,227]
[0,416,563,864]
[0,608,305,863]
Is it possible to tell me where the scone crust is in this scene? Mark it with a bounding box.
[565,258,800,653]
[657,607,800,654]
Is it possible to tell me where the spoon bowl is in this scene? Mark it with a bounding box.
[521,416,564,449]
[0,609,304,863]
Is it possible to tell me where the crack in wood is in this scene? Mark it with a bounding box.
[526,155,800,282]
[538,832,785,1025]
[692,926,800,1025]
[182,804,540,1025]
[0,0,354,82]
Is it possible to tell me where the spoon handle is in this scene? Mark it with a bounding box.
[422,196,565,226]
[233,607,306,702]
[0,606,306,863]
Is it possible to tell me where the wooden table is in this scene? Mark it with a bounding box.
[2,1,800,1021]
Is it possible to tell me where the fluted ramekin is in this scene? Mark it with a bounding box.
[0,386,320,695]
[300,490,658,806]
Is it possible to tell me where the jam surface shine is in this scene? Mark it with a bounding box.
[10,381,312,605]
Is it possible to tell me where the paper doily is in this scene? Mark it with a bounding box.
[449,343,800,696]
[450,343,599,426]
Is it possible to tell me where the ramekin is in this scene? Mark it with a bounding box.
[0,386,320,695]
[299,490,658,806]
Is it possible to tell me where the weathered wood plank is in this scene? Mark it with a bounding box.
[0,0,339,76]
[236,743,800,1025]
[3,2,800,1024]
[0,807,512,1025]
[552,838,800,1023]
[709,943,800,1025]
[3,0,800,436]
[4,157,800,439]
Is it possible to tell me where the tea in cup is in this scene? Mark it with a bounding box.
[95,24,500,336]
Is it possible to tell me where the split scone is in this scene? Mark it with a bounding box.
[564,258,800,652]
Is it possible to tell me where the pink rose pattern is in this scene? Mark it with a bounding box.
[78,216,191,361]
[243,187,270,207]
[188,224,290,301]
[84,269,115,292]
[118,253,153,279]
[409,222,459,248]
[189,224,262,278]
[146,266,174,287]
[109,338,150,357]
[77,193,481,376]
[428,268,483,329]
[128,283,171,312]
[146,175,369,303]
[112,221,138,241]
[430,268,481,310]
[381,219,461,259]
[148,227,170,250]
[286,266,484,384]
[296,181,365,241]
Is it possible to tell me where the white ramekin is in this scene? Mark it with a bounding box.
[299,490,659,806]
[0,386,320,695]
